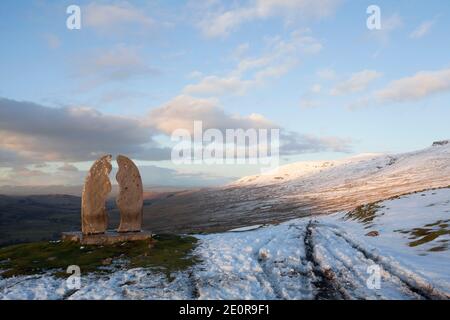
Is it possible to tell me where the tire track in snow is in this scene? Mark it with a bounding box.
[304,221,348,300]
[187,270,200,299]
[255,224,314,299]
[311,223,421,300]
[254,235,284,299]
[320,223,449,300]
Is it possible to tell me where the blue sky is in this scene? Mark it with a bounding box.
[0,0,449,187]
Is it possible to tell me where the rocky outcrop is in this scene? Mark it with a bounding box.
[432,140,449,147]
[81,155,112,235]
[116,155,144,233]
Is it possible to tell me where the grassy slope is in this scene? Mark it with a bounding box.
[0,234,198,279]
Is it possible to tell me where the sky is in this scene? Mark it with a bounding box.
[0,0,449,188]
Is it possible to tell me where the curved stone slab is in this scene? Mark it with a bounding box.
[116,155,143,233]
[81,155,112,235]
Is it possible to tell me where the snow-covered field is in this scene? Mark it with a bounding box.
[1,188,449,300]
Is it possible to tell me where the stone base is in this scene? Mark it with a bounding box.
[62,230,152,245]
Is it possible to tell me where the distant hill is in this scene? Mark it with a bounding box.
[0,191,185,246]
[0,185,84,196]
[0,195,82,246]
[0,185,190,196]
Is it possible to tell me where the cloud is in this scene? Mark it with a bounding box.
[131,165,232,187]
[0,95,281,166]
[0,164,231,188]
[330,70,382,96]
[299,84,323,109]
[184,76,253,96]
[280,131,352,155]
[375,68,450,103]
[75,44,159,88]
[368,13,403,45]
[0,96,353,186]
[195,0,342,38]
[0,98,168,165]
[148,95,276,135]
[148,95,352,156]
[410,20,435,39]
[97,89,148,104]
[184,29,321,96]
[0,148,31,167]
[58,163,79,172]
[84,2,154,33]
[0,166,86,187]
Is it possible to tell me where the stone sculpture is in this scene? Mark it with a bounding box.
[116,155,144,233]
[81,154,112,235]
[63,154,151,245]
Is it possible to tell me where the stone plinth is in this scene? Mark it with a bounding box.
[62,231,152,245]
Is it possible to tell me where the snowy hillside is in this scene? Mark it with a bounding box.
[1,188,449,300]
[140,141,450,235]
[236,141,450,187]
[231,140,450,213]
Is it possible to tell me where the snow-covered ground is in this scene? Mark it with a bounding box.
[1,188,449,300]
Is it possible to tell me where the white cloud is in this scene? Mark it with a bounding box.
[330,70,382,95]
[0,166,86,187]
[184,30,321,96]
[148,95,276,135]
[76,44,159,88]
[58,163,79,172]
[148,95,352,156]
[410,20,435,39]
[84,2,154,33]
[280,131,352,154]
[375,68,450,103]
[184,76,253,96]
[196,0,342,38]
